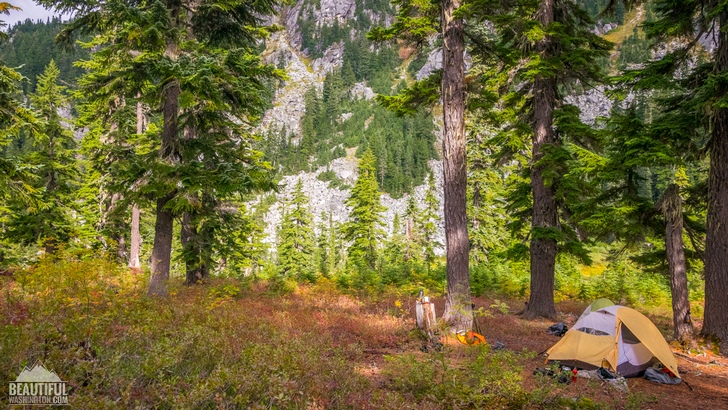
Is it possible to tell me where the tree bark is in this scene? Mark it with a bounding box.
[524,0,558,320]
[147,77,180,297]
[440,0,472,333]
[660,184,694,343]
[148,193,174,296]
[129,203,141,270]
[703,12,728,354]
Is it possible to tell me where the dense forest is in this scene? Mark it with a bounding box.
[1,0,727,408]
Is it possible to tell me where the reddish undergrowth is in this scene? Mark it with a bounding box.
[1,263,726,409]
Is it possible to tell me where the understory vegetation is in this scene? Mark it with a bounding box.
[0,254,675,409]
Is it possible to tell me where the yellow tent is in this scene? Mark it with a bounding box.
[546,305,679,378]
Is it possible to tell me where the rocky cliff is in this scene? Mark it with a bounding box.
[255,0,446,254]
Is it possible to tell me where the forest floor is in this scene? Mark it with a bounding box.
[1,261,727,409]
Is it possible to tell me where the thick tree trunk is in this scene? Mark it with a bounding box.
[148,193,174,296]
[660,184,694,343]
[703,13,728,354]
[147,78,180,297]
[524,0,558,320]
[129,203,141,270]
[440,0,472,333]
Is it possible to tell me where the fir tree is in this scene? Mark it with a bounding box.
[599,0,728,350]
[383,212,407,277]
[0,4,38,203]
[43,0,283,295]
[470,0,611,318]
[328,212,341,274]
[421,171,440,266]
[634,0,728,353]
[315,212,331,277]
[403,194,422,262]
[344,149,385,269]
[0,2,42,264]
[370,0,473,331]
[570,105,702,343]
[277,179,316,280]
[5,61,78,253]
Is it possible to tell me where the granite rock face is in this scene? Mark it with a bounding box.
[256,155,445,255]
[256,1,445,254]
[564,86,613,126]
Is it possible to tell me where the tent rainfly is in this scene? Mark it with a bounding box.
[546,305,680,378]
[578,298,614,320]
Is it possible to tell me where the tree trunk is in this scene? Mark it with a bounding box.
[116,234,126,261]
[660,184,694,343]
[703,12,728,354]
[148,193,175,296]
[129,203,141,270]
[129,99,144,270]
[440,0,472,333]
[524,0,558,320]
[147,77,180,297]
[181,211,203,284]
[109,192,126,262]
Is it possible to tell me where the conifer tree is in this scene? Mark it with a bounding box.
[277,179,316,280]
[43,0,282,295]
[0,3,43,264]
[404,195,422,262]
[384,212,406,265]
[5,61,78,253]
[571,106,701,343]
[470,0,611,318]
[0,2,38,204]
[344,149,386,269]
[370,0,472,331]
[315,213,331,277]
[421,171,440,266]
[609,0,728,351]
[328,212,341,274]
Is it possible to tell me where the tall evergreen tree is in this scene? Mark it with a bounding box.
[603,0,728,350]
[370,0,472,331]
[0,3,38,204]
[421,171,440,266]
[404,194,422,262]
[470,0,611,318]
[277,179,316,279]
[570,106,701,343]
[315,212,331,277]
[658,183,695,343]
[5,61,78,253]
[383,212,407,271]
[43,0,282,295]
[344,149,386,269]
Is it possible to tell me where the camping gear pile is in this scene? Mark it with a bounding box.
[545,299,681,381]
[546,322,568,337]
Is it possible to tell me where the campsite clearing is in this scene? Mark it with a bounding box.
[2,275,727,409]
